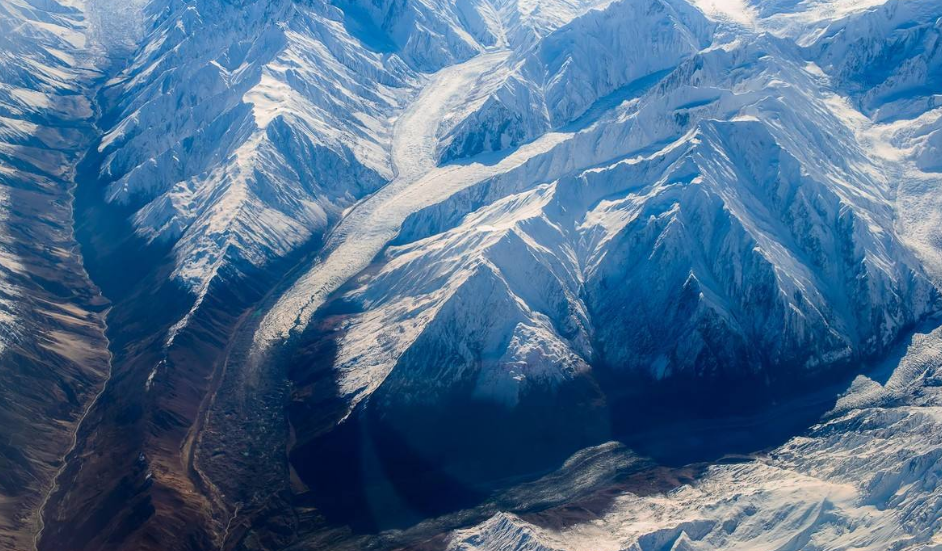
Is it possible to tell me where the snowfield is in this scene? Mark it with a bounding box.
[5,0,942,549]
[447,322,942,551]
[260,0,941,413]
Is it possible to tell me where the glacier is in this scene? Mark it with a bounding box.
[2,0,942,549]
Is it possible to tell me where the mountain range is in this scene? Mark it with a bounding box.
[1,0,942,549]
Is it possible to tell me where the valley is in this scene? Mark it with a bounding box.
[1,0,942,549]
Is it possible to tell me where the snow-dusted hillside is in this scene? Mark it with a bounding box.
[5,0,942,549]
[279,1,940,423]
[0,0,111,548]
[446,323,942,551]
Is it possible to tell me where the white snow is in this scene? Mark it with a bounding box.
[449,323,942,551]
[6,0,942,549]
[253,49,571,348]
[689,0,756,27]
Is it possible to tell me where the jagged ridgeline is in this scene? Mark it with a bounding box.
[1,0,941,550]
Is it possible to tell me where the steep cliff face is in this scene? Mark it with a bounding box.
[315,29,937,425]
[438,0,712,161]
[5,0,942,549]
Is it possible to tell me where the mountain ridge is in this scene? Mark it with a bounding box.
[2,0,942,549]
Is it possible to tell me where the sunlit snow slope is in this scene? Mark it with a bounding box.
[441,1,942,549]
[6,0,942,549]
[279,0,940,420]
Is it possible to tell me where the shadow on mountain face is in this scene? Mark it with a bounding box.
[603,373,850,467]
[285,315,929,539]
[291,380,611,533]
[285,300,609,534]
[332,0,397,54]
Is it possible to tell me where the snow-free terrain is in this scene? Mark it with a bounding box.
[3,0,942,549]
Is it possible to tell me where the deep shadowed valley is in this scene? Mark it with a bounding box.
[3,0,942,550]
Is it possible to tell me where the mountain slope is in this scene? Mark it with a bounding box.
[5,0,942,549]
[0,1,112,549]
[287,0,938,447]
[267,2,942,545]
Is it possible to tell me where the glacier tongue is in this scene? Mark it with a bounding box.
[253,48,573,352]
[12,0,942,548]
[289,9,939,415]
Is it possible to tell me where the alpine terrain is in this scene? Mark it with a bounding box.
[1,0,942,549]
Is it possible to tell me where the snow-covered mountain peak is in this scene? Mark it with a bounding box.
[11,0,942,548]
[260,0,942,435]
[436,0,713,163]
[688,0,757,27]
